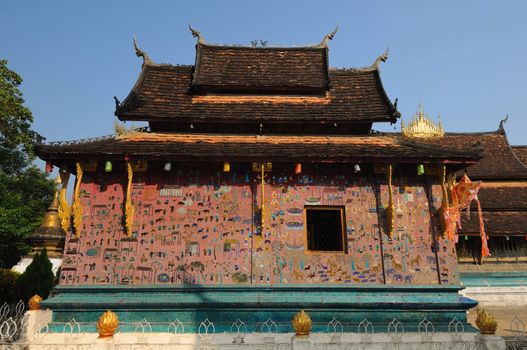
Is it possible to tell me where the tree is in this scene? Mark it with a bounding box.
[18,248,54,302]
[0,59,34,156]
[0,59,54,268]
[0,269,21,303]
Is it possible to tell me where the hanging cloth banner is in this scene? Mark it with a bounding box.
[439,166,455,240]
[444,174,489,258]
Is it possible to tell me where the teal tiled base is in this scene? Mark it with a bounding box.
[460,271,527,287]
[42,284,477,333]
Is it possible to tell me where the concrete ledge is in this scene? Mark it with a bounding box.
[460,286,527,306]
[18,331,483,350]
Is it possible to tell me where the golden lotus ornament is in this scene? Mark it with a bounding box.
[28,294,43,311]
[96,310,119,338]
[475,309,498,335]
[292,309,312,336]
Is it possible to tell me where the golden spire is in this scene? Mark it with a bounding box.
[401,105,444,138]
[41,176,61,230]
[28,175,66,258]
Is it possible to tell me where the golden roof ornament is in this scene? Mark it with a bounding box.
[401,105,444,138]
[28,294,43,311]
[475,309,498,335]
[97,310,119,338]
[292,309,312,336]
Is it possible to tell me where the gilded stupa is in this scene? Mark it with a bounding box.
[27,176,66,259]
[12,176,66,274]
[401,105,444,138]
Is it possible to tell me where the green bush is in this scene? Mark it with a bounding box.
[18,248,54,302]
[0,269,21,303]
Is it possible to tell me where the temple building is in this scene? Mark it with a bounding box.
[445,122,527,302]
[35,29,483,331]
[450,122,527,267]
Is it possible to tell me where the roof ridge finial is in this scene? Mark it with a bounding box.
[499,114,509,132]
[356,47,390,72]
[316,25,339,48]
[133,36,154,66]
[371,47,389,70]
[189,24,205,44]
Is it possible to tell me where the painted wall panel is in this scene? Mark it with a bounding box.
[59,164,456,286]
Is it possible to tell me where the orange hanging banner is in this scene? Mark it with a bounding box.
[444,174,489,258]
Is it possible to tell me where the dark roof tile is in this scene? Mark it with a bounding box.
[192,44,330,93]
[470,185,527,211]
[116,64,399,124]
[512,146,527,166]
[459,211,527,236]
[36,132,482,163]
[421,130,527,179]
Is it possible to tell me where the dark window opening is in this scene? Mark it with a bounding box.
[306,207,345,252]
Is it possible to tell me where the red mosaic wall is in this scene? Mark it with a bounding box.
[59,164,458,286]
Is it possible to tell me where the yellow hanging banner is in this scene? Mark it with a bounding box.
[58,169,71,231]
[72,162,83,237]
[385,164,395,238]
[125,161,135,237]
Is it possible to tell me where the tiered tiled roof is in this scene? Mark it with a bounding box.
[35,131,483,164]
[513,146,527,166]
[116,64,399,125]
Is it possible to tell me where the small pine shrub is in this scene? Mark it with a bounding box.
[0,269,21,303]
[18,248,54,302]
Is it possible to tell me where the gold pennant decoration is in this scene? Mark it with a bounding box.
[58,169,71,231]
[260,163,265,233]
[125,161,135,237]
[386,164,395,238]
[439,165,450,236]
[72,162,84,237]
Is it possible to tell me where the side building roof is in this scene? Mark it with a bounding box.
[460,211,527,236]
[427,126,527,180]
[437,124,527,237]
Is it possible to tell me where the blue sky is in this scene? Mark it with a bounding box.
[2,0,527,152]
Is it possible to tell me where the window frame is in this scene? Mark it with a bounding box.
[303,205,347,254]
